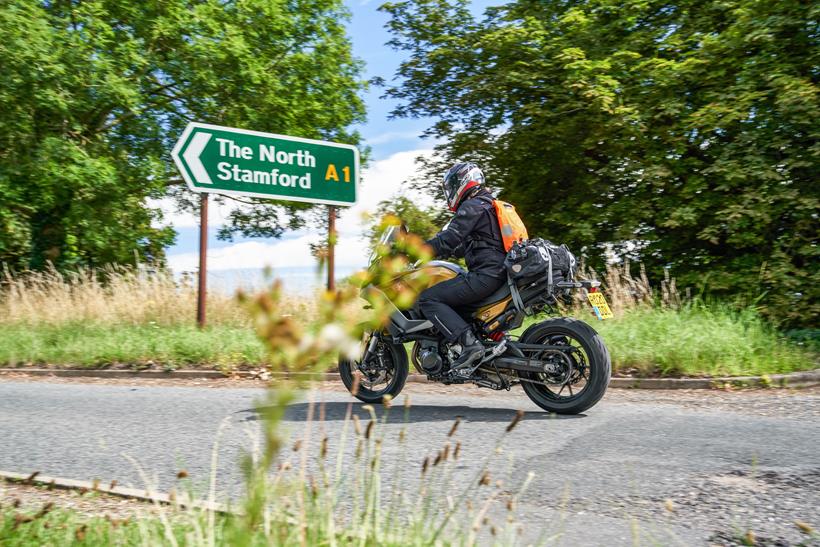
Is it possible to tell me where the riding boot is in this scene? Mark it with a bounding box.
[452,329,485,370]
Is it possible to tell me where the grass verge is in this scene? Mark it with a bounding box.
[2,305,815,377]
[568,303,818,377]
[0,505,181,546]
[1,264,816,377]
[0,323,266,370]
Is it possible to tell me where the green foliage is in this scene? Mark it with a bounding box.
[0,0,366,270]
[366,195,446,247]
[784,328,820,353]
[2,306,815,377]
[572,303,818,377]
[0,323,266,368]
[380,0,819,327]
[0,505,148,546]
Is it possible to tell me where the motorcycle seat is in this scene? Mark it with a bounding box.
[459,282,512,313]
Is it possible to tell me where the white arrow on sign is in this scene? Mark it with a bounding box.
[183,132,213,184]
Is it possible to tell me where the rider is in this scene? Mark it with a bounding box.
[419,162,507,371]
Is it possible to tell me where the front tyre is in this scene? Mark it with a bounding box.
[339,335,408,404]
[519,317,611,414]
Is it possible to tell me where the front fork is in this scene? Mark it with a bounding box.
[364,332,379,360]
[353,332,380,375]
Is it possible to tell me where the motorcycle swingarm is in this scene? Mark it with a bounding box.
[491,342,580,374]
[491,357,551,374]
[504,342,579,361]
[507,342,574,352]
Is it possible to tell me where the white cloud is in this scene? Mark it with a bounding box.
[167,232,370,272]
[147,196,245,229]
[336,147,437,234]
[164,147,440,273]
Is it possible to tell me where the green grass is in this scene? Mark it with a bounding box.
[583,303,818,377]
[1,303,816,377]
[0,322,266,369]
[0,505,177,546]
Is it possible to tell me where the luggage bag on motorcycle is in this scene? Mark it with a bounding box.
[504,238,576,289]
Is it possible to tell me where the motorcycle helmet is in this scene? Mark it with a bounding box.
[442,162,485,211]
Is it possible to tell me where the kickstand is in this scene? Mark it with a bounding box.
[492,360,511,390]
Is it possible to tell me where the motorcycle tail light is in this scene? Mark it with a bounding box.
[590,287,598,293]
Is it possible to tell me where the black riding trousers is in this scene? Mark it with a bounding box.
[417,272,505,342]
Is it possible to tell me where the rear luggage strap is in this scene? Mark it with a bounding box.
[507,275,526,313]
[546,247,553,294]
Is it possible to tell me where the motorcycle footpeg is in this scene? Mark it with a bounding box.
[451,352,485,377]
[451,340,507,378]
[453,350,495,379]
[454,367,476,379]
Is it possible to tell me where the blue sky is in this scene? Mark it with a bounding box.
[162,0,495,274]
[345,0,434,160]
[346,0,497,157]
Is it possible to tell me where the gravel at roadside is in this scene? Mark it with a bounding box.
[1,480,160,520]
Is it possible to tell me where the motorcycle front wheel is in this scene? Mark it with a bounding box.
[339,335,408,404]
[518,317,611,414]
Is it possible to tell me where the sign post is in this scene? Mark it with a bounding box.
[172,122,359,325]
[327,206,336,292]
[197,194,208,328]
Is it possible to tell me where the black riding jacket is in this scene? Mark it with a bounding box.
[426,188,507,277]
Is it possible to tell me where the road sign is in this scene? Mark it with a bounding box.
[172,122,359,206]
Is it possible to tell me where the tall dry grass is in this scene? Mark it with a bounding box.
[579,260,682,314]
[0,259,667,328]
[0,265,318,327]
[0,264,366,368]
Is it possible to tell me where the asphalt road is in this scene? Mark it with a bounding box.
[0,379,818,546]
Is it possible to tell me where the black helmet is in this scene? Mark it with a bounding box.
[442,162,484,211]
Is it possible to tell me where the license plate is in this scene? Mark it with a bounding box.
[587,292,613,320]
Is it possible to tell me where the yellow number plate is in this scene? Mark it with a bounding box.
[587,292,613,320]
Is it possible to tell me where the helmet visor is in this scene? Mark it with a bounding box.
[442,172,458,208]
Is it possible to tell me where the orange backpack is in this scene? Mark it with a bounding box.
[492,200,528,251]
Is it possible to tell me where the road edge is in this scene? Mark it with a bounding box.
[0,470,227,513]
[1,367,818,389]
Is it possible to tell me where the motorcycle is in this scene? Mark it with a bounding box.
[339,226,612,414]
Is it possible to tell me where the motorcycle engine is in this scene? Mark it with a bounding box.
[446,343,462,365]
[415,340,444,374]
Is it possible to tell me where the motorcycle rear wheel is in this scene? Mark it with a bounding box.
[518,317,611,414]
[339,337,408,404]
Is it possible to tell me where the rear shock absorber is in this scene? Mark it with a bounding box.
[488,330,506,342]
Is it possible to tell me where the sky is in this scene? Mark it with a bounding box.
[161,0,494,276]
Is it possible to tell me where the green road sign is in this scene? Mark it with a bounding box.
[172,122,359,206]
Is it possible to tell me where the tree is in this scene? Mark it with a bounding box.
[366,196,445,248]
[0,0,365,270]
[380,0,818,326]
